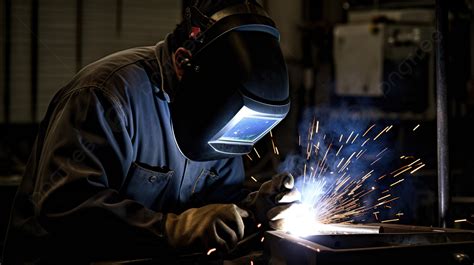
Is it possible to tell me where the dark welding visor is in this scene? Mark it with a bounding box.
[170,3,290,161]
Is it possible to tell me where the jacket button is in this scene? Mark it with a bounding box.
[148,175,157,183]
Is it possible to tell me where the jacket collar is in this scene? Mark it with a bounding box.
[154,34,178,103]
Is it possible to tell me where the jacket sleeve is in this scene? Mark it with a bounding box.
[33,87,170,259]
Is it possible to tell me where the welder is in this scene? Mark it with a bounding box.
[2,0,297,264]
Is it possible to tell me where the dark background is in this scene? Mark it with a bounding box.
[1,0,474,252]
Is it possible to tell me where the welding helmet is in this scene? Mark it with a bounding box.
[170,1,290,161]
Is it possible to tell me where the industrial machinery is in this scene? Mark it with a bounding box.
[334,9,436,115]
[264,223,474,265]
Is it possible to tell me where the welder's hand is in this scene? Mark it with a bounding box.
[242,172,301,229]
[165,204,249,252]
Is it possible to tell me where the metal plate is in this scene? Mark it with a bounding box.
[264,224,474,265]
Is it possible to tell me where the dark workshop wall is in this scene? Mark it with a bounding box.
[1,0,181,124]
[0,0,5,123]
[9,0,33,123]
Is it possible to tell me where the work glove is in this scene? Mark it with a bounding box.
[165,204,249,252]
[242,172,301,230]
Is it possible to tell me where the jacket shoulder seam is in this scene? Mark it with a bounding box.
[98,55,157,88]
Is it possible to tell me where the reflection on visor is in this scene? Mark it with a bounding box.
[219,117,279,143]
[210,106,283,145]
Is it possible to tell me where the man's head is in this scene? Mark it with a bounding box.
[167,0,290,161]
[170,0,261,80]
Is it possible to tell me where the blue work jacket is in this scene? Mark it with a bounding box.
[2,35,246,264]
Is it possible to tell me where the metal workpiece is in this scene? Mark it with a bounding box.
[264,224,474,265]
[300,223,382,235]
